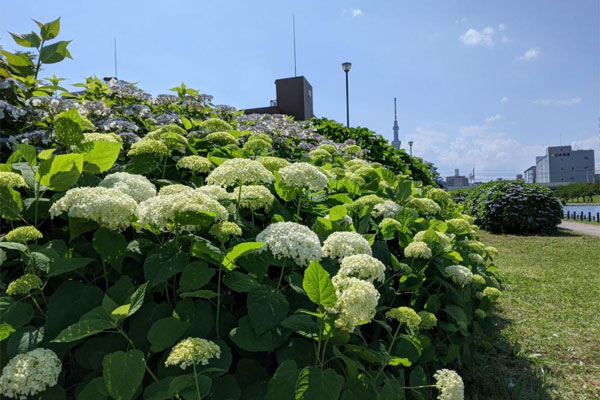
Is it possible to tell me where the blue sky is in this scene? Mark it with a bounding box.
[2,0,598,180]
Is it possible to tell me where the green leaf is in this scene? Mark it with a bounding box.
[37,153,83,191]
[230,316,289,352]
[222,271,260,292]
[280,314,320,338]
[10,32,41,48]
[53,108,84,146]
[102,350,146,400]
[247,287,289,335]
[39,17,61,40]
[128,282,149,316]
[0,186,23,220]
[16,144,37,166]
[93,228,127,272]
[169,375,212,398]
[222,242,265,271]
[190,238,222,263]
[110,305,130,321]
[81,141,121,173]
[38,148,55,160]
[0,241,27,252]
[0,50,33,67]
[39,40,72,64]
[5,325,43,358]
[302,260,337,307]
[328,205,347,221]
[295,367,344,400]
[144,250,188,288]
[52,319,113,343]
[179,261,214,292]
[266,360,299,400]
[0,322,16,342]
[388,356,412,367]
[47,257,95,277]
[173,209,215,228]
[147,317,189,353]
[0,298,34,328]
[76,377,109,400]
[179,289,218,299]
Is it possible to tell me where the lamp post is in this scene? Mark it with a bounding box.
[342,62,352,128]
[408,141,414,156]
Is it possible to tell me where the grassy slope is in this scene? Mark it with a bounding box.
[465,231,600,400]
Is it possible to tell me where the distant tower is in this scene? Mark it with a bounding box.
[392,97,401,149]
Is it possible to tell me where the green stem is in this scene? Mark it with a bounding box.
[161,156,168,179]
[117,328,159,382]
[296,195,303,221]
[193,363,202,400]
[374,324,402,384]
[100,260,109,289]
[33,40,45,80]
[276,260,287,291]
[30,295,47,318]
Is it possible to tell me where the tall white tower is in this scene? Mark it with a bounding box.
[392,97,401,149]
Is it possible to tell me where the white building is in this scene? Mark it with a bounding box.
[534,146,595,183]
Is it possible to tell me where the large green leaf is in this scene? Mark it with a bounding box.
[52,319,113,343]
[0,298,34,329]
[53,108,84,146]
[128,282,149,316]
[47,257,95,277]
[222,271,260,293]
[247,287,289,335]
[102,350,146,400]
[147,317,189,353]
[0,50,33,67]
[230,316,289,352]
[302,260,337,307]
[81,141,121,173]
[222,242,265,271]
[7,326,44,358]
[37,153,83,191]
[294,367,344,400]
[0,186,23,220]
[40,40,72,64]
[16,144,37,166]
[0,323,16,342]
[37,17,61,40]
[144,250,188,288]
[179,261,214,292]
[10,32,41,48]
[76,377,109,400]
[93,228,127,272]
[266,360,300,400]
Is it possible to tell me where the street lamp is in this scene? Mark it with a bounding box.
[408,141,414,156]
[342,62,352,128]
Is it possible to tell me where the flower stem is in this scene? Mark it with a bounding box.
[193,363,202,400]
[374,324,402,384]
[216,265,222,337]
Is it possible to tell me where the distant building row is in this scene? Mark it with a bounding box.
[524,146,596,184]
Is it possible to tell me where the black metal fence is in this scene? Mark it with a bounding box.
[564,211,600,222]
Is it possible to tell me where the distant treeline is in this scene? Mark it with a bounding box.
[553,181,600,203]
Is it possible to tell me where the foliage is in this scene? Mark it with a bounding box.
[0,17,502,399]
[448,188,470,204]
[313,118,439,186]
[553,181,600,203]
[463,181,562,234]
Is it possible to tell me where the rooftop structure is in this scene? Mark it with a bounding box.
[244,76,314,120]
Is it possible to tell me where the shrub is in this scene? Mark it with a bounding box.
[463,181,563,234]
[0,17,501,399]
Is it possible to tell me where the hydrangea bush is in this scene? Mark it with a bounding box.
[0,17,502,400]
[463,180,563,234]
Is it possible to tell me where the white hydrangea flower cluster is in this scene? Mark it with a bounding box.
[468,253,484,265]
[412,230,451,248]
[138,191,228,231]
[278,162,329,192]
[99,172,157,203]
[50,187,138,231]
[127,139,170,157]
[234,185,274,211]
[330,276,380,332]
[196,185,235,202]
[0,172,27,189]
[177,155,213,173]
[165,337,221,370]
[257,156,290,172]
[372,201,401,218]
[337,254,385,283]
[82,132,122,143]
[0,348,61,399]
[408,197,441,215]
[322,232,372,260]
[158,184,193,196]
[256,222,322,266]
[434,369,464,400]
[445,265,473,286]
[446,218,473,233]
[403,241,432,259]
[206,158,274,187]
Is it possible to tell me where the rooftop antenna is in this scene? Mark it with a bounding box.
[113,37,118,79]
[293,14,297,77]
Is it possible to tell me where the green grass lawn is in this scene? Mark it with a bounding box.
[465,231,600,400]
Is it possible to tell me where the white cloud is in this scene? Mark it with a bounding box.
[516,48,540,61]
[498,23,506,31]
[501,97,509,103]
[501,36,510,43]
[459,27,495,47]
[532,97,582,106]
[343,8,363,18]
[455,17,467,24]
[485,114,504,123]
[571,136,600,165]
[410,125,546,180]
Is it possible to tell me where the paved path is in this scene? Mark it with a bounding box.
[558,221,600,237]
